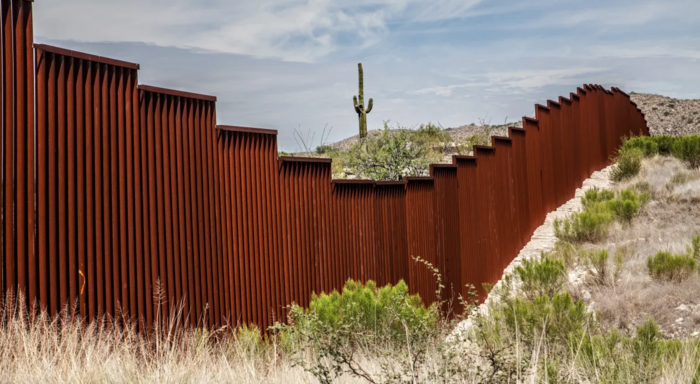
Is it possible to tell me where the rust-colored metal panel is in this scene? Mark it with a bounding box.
[430,165,461,311]
[405,177,438,303]
[535,105,557,215]
[34,45,139,321]
[522,117,545,235]
[1,0,34,310]
[453,155,478,301]
[374,181,408,287]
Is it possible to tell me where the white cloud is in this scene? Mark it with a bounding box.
[33,0,485,62]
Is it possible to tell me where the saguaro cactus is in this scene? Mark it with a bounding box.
[353,63,373,139]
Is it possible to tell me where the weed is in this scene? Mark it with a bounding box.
[610,147,644,182]
[583,249,609,285]
[514,255,565,299]
[647,250,697,283]
[670,172,698,185]
[671,135,700,168]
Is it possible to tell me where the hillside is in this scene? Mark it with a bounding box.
[631,93,700,136]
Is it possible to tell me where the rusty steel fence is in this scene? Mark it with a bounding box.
[1,2,650,332]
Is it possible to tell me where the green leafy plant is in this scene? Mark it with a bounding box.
[582,249,609,285]
[341,121,440,180]
[610,147,644,182]
[514,255,565,299]
[554,204,613,243]
[556,188,647,242]
[671,135,700,168]
[620,136,658,157]
[647,250,697,283]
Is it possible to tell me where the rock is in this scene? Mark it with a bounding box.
[692,331,699,337]
[676,304,690,312]
[676,317,684,324]
[582,290,592,301]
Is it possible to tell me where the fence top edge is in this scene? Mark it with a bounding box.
[535,103,551,112]
[405,176,434,183]
[452,155,477,163]
[577,87,587,95]
[509,127,526,134]
[547,99,561,108]
[430,163,458,169]
[492,136,512,144]
[332,179,376,185]
[375,180,407,186]
[559,96,572,104]
[474,145,495,153]
[216,125,278,135]
[613,87,630,97]
[279,156,332,164]
[523,116,539,124]
[139,85,217,102]
[34,44,140,70]
[570,93,580,100]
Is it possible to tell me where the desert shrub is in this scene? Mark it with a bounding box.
[554,204,613,243]
[654,135,677,155]
[583,249,609,285]
[621,136,658,157]
[315,144,333,155]
[455,127,492,155]
[501,292,589,351]
[581,187,615,208]
[341,121,440,180]
[693,235,700,260]
[578,319,666,383]
[671,135,700,168]
[670,171,698,185]
[545,240,580,268]
[556,188,647,242]
[610,147,644,182]
[605,188,649,223]
[514,255,565,299]
[409,122,451,150]
[647,250,697,283]
[288,279,434,344]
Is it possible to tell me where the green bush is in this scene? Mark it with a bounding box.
[578,319,666,383]
[671,135,700,168]
[341,121,441,180]
[315,145,333,155]
[621,136,658,157]
[554,204,613,243]
[654,135,677,155]
[610,147,644,182]
[514,256,565,299]
[410,122,451,149]
[647,250,697,283]
[693,235,700,260]
[583,249,609,285]
[288,279,435,344]
[556,188,648,243]
[501,292,589,349]
[605,188,649,223]
[581,188,615,208]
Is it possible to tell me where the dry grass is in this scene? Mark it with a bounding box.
[577,156,700,338]
[0,296,324,383]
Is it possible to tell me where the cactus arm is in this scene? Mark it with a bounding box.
[354,95,362,114]
[366,98,373,114]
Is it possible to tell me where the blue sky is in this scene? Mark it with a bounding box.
[34,0,700,150]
